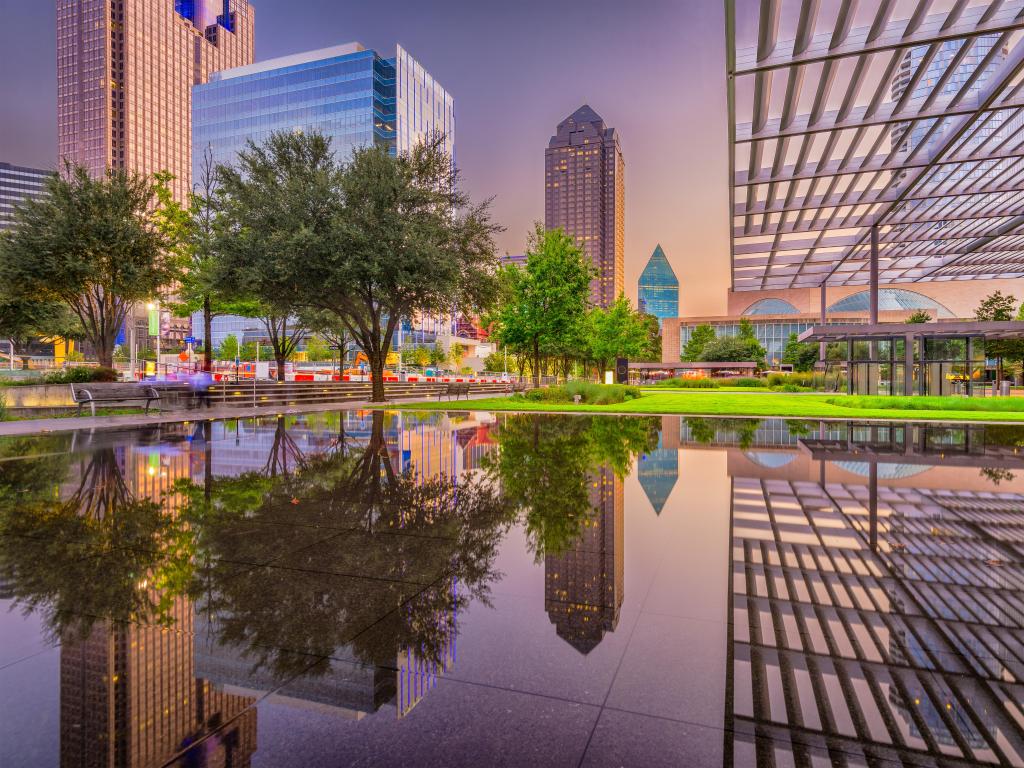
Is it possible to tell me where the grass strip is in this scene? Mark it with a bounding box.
[386,391,1024,422]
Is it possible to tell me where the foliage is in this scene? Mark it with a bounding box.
[653,377,719,388]
[905,310,932,324]
[489,224,593,387]
[0,391,5,421]
[682,324,716,362]
[586,296,654,371]
[518,382,642,405]
[483,414,658,560]
[976,291,1024,377]
[44,366,120,384]
[401,345,433,368]
[214,334,257,362]
[780,332,819,372]
[730,377,767,387]
[482,350,507,372]
[214,131,500,400]
[449,342,466,369]
[0,292,81,356]
[698,335,767,365]
[0,165,184,367]
[766,371,815,388]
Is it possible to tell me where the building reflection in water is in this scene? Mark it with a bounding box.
[637,416,679,515]
[724,420,1024,766]
[544,467,624,654]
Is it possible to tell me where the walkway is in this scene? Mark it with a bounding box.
[0,392,502,437]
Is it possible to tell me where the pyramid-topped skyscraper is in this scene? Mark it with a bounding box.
[638,245,679,327]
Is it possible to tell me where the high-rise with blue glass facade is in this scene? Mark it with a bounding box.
[191,43,455,350]
[193,42,453,176]
[637,245,679,327]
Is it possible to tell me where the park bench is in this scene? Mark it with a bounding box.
[505,381,528,394]
[70,383,161,416]
[438,382,471,401]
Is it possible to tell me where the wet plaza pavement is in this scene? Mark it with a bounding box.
[2,410,1024,766]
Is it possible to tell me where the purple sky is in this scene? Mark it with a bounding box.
[0,0,732,315]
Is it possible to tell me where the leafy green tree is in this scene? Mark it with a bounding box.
[430,343,448,367]
[449,342,466,369]
[639,313,662,362]
[0,292,81,358]
[490,225,593,386]
[304,335,332,362]
[297,307,349,369]
[905,309,931,324]
[587,296,653,373]
[214,333,257,362]
[780,332,819,372]
[698,334,767,366]
[976,291,1024,381]
[214,131,499,401]
[682,323,716,362]
[0,165,183,367]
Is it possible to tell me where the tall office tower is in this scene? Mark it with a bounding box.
[637,244,679,327]
[0,163,52,230]
[544,467,624,654]
[545,105,625,308]
[191,43,454,351]
[193,43,453,178]
[57,0,255,205]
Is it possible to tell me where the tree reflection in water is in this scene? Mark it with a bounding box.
[183,411,515,680]
[484,414,659,559]
[0,437,192,642]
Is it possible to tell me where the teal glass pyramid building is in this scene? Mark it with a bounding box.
[637,245,679,326]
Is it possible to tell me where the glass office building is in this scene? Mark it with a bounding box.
[193,42,453,174]
[191,42,454,349]
[0,163,51,231]
[637,245,679,326]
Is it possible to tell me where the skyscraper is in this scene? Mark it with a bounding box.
[545,105,625,308]
[0,163,51,231]
[193,43,453,177]
[544,468,624,654]
[638,244,679,326]
[57,0,255,204]
[190,42,455,351]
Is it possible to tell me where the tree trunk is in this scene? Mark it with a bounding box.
[275,352,286,382]
[532,336,541,388]
[203,296,213,372]
[369,348,386,402]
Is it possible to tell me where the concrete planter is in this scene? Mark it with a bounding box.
[1,384,75,408]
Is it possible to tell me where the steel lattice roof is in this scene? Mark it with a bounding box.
[727,0,1024,290]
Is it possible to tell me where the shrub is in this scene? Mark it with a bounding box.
[654,377,718,389]
[518,382,642,405]
[44,366,120,385]
[767,371,815,388]
[0,391,6,421]
[730,377,767,388]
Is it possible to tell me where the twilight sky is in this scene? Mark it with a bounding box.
[0,0,732,315]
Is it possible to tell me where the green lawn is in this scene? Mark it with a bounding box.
[391,391,1024,422]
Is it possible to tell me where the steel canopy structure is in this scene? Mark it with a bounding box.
[727,0,1024,301]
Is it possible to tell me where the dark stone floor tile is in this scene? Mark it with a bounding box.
[604,611,728,728]
[167,677,600,768]
[382,591,640,706]
[580,709,725,768]
[0,645,60,767]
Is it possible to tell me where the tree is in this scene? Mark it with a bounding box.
[905,310,931,324]
[682,324,716,362]
[639,313,662,362]
[0,166,183,367]
[214,131,499,400]
[976,291,1024,381]
[699,335,766,365]
[0,292,80,359]
[490,225,593,387]
[430,343,448,367]
[587,296,652,373]
[780,332,819,372]
[449,342,466,369]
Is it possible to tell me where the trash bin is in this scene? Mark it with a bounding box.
[1001,380,1011,397]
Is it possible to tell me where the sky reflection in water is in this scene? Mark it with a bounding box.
[1,411,1024,767]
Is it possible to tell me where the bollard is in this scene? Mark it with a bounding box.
[1001,380,1011,397]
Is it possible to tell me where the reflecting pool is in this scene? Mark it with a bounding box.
[2,411,1024,766]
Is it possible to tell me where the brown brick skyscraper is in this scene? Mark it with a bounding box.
[545,105,625,308]
[57,0,255,204]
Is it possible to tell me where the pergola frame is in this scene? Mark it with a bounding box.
[727,0,1024,301]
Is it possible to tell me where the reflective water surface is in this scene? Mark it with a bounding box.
[2,411,1024,767]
